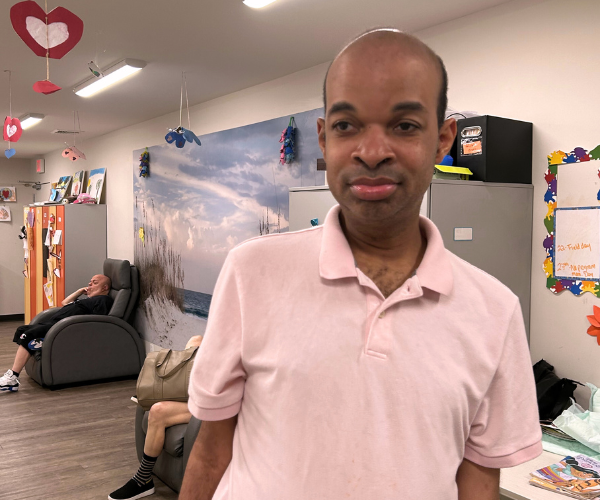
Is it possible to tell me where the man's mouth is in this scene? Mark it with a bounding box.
[349,177,398,201]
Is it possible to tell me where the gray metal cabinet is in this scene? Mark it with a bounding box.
[289,180,533,338]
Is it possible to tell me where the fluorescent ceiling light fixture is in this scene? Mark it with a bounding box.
[243,0,278,8]
[19,113,45,129]
[74,59,146,97]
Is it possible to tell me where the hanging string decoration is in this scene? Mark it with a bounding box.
[165,72,201,149]
[139,147,150,177]
[3,70,21,159]
[10,1,84,95]
[62,111,86,161]
[279,116,296,164]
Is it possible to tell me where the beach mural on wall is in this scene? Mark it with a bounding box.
[133,108,325,348]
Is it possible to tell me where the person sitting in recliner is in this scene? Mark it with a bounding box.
[108,335,204,500]
[0,274,113,393]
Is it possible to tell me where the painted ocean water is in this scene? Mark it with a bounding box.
[179,289,212,320]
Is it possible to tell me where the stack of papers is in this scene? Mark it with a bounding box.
[530,454,600,499]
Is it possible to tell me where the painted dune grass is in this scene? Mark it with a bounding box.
[134,108,324,348]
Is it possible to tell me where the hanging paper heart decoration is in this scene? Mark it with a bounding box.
[62,146,86,161]
[5,148,16,159]
[3,117,22,142]
[10,1,84,59]
[33,80,61,95]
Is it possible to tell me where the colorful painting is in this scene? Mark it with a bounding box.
[133,108,325,348]
[71,170,84,196]
[0,186,16,202]
[55,176,72,202]
[87,168,106,203]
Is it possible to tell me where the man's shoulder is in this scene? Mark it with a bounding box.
[89,294,112,301]
[230,226,324,263]
[445,250,518,304]
[88,294,113,305]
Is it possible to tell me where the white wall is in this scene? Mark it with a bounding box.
[36,0,600,390]
[36,62,328,263]
[0,158,35,315]
[418,0,600,396]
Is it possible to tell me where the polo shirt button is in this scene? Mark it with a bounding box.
[379,311,386,319]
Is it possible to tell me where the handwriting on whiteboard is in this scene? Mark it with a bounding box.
[554,207,600,280]
[555,262,596,277]
[556,243,592,252]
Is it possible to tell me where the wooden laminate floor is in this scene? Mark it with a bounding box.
[0,320,178,500]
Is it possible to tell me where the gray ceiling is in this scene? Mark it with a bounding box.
[0,0,512,158]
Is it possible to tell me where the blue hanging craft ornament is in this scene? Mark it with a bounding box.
[279,116,296,165]
[139,147,150,177]
[165,72,201,149]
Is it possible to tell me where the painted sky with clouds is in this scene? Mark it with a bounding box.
[133,108,325,295]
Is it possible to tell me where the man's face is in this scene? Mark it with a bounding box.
[86,275,108,297]
[318,41,456,225]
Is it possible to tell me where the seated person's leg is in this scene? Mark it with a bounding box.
[109,401,192,500]
[145,401,192,456]
[1,324,51,392]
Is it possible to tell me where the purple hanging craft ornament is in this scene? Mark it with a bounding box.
[279,116,296,165]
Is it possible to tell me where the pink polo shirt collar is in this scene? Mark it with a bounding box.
[319,205,453,296]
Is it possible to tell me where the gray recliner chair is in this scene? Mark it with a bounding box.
[135,406,202,492]
[25,258,146,388]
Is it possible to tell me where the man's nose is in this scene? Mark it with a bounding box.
[352,125,395,169]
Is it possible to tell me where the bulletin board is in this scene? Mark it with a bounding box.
[544,146,600,295]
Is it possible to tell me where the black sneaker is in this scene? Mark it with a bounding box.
[108,479,155,500]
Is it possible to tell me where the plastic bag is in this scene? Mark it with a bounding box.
[554,383,600,453]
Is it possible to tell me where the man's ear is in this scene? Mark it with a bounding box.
[317,117,326,161]
[435,118,457,164]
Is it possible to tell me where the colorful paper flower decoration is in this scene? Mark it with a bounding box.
[586,305,600,345]
[139,148,150,177]
[279,117,296,164]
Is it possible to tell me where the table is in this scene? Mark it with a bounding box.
[500,451,564,500]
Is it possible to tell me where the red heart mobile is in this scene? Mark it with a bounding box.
[3,117,22,142]
[10,1,84,59]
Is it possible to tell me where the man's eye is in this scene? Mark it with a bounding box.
[397,122,417,132]
[333,121,353,132]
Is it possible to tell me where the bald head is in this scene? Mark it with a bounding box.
[323,29,448,127]
[87,274,112,297]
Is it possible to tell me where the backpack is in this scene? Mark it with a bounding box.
[533,359,582,421]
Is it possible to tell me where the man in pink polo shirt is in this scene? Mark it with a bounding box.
[181,29,542,500]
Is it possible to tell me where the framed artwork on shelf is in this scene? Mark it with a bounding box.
[87,168,106,203]
[55,176,72,203]
[71,170,84,196]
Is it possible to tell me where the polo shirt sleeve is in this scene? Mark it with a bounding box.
[188,251,246,421]
[463,300,542,469]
